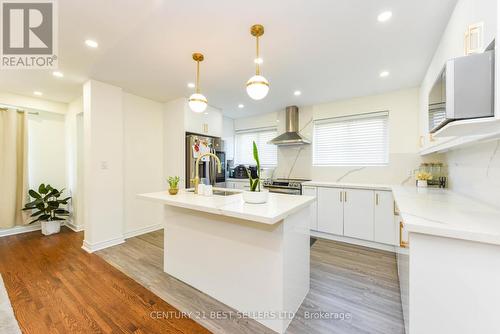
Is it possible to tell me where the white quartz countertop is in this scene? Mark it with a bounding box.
[303,181,392,191]
[139,189,315,225]
[392,186,500,246]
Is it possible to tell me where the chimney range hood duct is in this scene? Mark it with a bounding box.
[268,106,311,146]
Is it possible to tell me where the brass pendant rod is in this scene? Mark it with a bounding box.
[255,36,260,76]
[196,60,200,94]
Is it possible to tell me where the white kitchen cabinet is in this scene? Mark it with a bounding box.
[317,187,343,235]
[302,186,318,230]
[343,189,375,240]
[374,191,397,245]
[184,104,223,137]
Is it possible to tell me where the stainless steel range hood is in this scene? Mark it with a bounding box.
[268,106,311,146]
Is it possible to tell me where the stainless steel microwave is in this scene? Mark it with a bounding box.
[428,50,494,133]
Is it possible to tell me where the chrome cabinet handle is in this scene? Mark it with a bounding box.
[375,193,379,205]
[344,191,347,202]
[340,191,342,202]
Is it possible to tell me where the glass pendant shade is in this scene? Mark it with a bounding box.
[188,93,208,113]
[246,75,269,100]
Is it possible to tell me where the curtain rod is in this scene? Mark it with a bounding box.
[0,107,39,115]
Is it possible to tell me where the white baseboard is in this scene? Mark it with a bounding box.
[65,221,84,232]
[82,236,125,253]
[124,223,163,239]
[311,230,396,252]
[0,224,41,237]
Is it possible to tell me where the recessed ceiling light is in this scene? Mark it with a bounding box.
[52,71,64,78]
[379,71,390,78]
[294,90,302,96]
[254,57,263,64]
[33,91,43,96]
[377,11,392,22]
[204,112,209,115]
[238,104,244,109]
[187,82,195,88]
[85,39,98,48]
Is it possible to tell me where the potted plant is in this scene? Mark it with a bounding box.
[243,141,269,204]
[416,172,432,188]
[22,184,71,235]
[167,176,180,195]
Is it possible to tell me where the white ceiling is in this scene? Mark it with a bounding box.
[0,0,457,118]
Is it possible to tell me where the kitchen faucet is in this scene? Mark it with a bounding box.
[191,152,222,194]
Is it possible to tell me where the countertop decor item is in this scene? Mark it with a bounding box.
[415,171,432,188]
[243,141,268,204]
[167,176,180,195]
[188,53,208,113]
[22,184,71,235]
[246,24,269,100]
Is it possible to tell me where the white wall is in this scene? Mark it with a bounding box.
[0,91,67,114]
[83,80,124,251]
[222,116,235,161]
[164,98,186,188]
[234,88,431,184]
[425,0,499,207]
[419,0,497,146]
[28,111,67,192]
[65,96,84,231]
[122,92,164,235]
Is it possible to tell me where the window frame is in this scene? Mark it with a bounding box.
[312,111,390,167]
[234,126,278,167]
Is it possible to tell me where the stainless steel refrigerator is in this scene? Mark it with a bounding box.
[185,133,225,189]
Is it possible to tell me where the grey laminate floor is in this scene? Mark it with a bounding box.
[98,231,404,334]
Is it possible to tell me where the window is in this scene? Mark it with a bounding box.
[234,127,278,167]
[313,111,389,166]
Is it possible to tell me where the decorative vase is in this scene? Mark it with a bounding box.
[168,188,179,195]
[417,180,428,188]
[41,220,61,235]
[242,189,269,204]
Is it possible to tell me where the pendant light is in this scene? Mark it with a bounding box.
[188,53,208,113]
[246,24,269,100]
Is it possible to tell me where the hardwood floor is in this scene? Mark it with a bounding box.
[98,230,405,334]
[0,227,211,334]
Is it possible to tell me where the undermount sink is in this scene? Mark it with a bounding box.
[212,189,241,196]
[185,188,241,196]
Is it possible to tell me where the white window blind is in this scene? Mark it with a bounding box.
[313,111,389,166]
[234,127,278,167]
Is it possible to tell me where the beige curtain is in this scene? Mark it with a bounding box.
[0,108,29,228]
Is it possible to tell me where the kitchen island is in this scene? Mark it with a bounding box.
[139,189,315,333]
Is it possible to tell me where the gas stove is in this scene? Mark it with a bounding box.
[262,178,311,195]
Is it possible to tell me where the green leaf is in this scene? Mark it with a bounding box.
[54,209,69,214]
[39,214,50,221]
[38,184,46,194]
[29,189,41,199]
[58,197,71,204]
[51,217,65,221]
[30,210,45,217]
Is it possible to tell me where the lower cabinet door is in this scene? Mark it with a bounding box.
[343,189,375,240]
[374,191,397,245]
[302,186,318,230]
[317,187,343,235]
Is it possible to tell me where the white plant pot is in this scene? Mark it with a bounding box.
[242,190,269,204]
[417,180,428,188]
[41,220,61,235]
